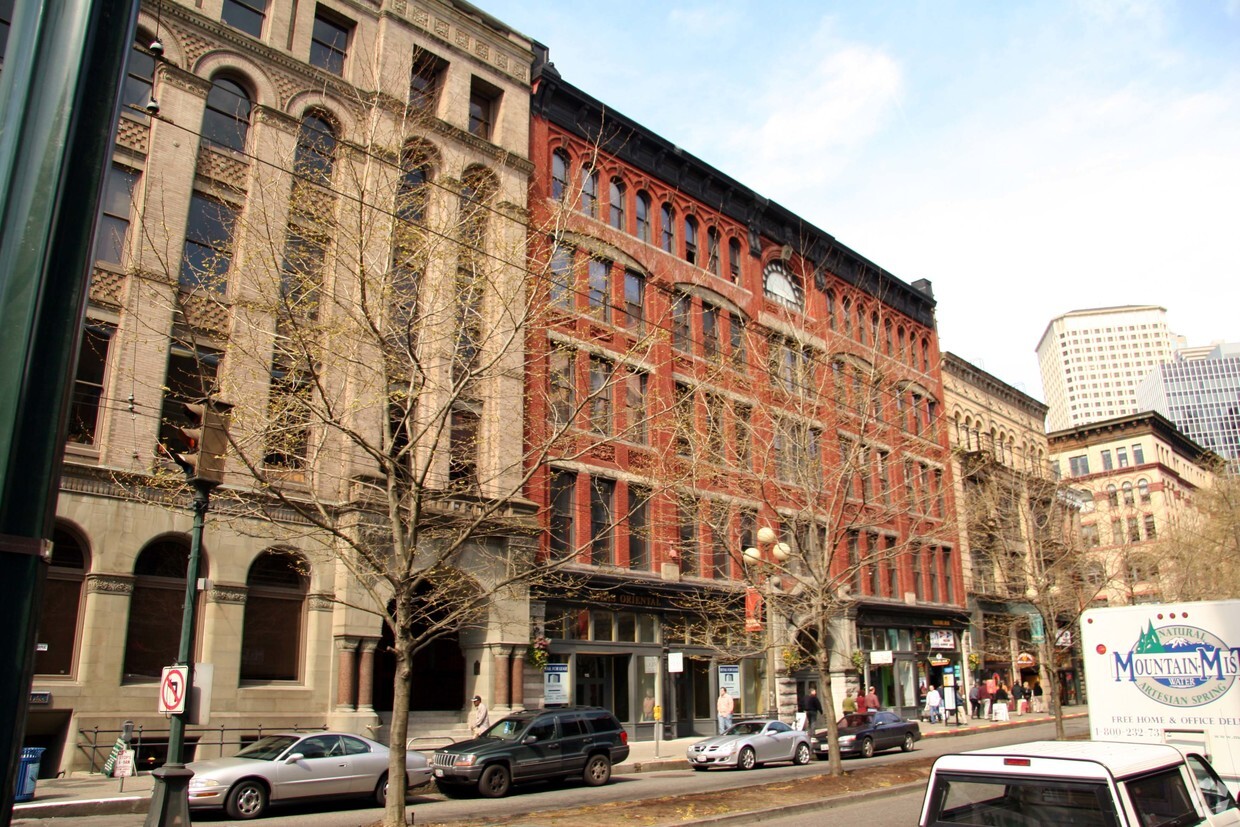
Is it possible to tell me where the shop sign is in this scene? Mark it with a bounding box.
[870,650,893,665]
[930,630,955,649]
[668,652,684,673]
[928,655,951,667]
[744,587,764,632]
[1056,629,1073,647]
[544,663,568,704]
[1016,652,1036,668]
[719,664,740,697]
[29,691,51,705]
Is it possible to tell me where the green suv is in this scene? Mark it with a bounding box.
[430,706,630,798]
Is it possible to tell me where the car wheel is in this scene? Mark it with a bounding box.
[901,733,915,753]
[225,779,268,820]
[860,737,875,759]
[583,754,612,787]
[374,772,391,807]
[794,743,811,765]
[738,746,756,771]
[478,764,511,798]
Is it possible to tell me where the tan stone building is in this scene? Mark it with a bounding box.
[942,353,1082,704]
[28,0,534,775]
[1048,412,1218,605]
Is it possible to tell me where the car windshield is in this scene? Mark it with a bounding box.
[481,718,529,741]
[234,735,299,761]
[725,722,765,736]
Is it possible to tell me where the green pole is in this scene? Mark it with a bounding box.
[144,480,214,827]
[0,1,139,822]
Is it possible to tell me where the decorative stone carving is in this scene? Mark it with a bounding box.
[208,585,247,604]
[86,574,134,595]
[308,593,335,612]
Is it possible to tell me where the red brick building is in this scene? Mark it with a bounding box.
[523,50,964,734]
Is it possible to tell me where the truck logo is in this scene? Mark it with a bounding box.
[1103,621,1239,707]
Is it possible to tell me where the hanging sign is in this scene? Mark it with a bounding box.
[544,663,568,704]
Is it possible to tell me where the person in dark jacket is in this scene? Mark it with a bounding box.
[803,688,824,732]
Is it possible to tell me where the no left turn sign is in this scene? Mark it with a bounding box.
[159,666,188,714]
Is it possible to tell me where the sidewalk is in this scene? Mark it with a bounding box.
[11,706,1088,820]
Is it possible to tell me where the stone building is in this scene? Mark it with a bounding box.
[28,0,534,775]
[522,46,964,731]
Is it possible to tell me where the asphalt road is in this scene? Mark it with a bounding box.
[13,718,1086,827]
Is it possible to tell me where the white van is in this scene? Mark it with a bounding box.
[919,741,1238,827]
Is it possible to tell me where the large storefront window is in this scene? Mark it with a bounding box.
[856,615,964,715]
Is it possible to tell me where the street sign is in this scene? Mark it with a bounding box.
[114,749,135,778]
[159,665,188,714]
[668,652,684,673]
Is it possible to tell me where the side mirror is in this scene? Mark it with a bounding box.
[523,735,538,744]
[285,753,305,764]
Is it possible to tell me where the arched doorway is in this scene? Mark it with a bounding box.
[372,578,467,712]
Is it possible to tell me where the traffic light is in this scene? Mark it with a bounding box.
[160,400,231,484]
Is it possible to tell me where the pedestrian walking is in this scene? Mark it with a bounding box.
[716,687,735,734]
[804,688,824,732]
[1032,680,1045,713]
[865,686,880,713]
[842,688,857,714]
[969,682,981,719]
[855,687,870,715]
[1011,681,1025,716]
[925,685,943,723]
[470,694,490,737]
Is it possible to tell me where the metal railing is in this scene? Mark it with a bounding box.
[77,723,327,774]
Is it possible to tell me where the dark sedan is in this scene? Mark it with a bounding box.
[810,711,921,759]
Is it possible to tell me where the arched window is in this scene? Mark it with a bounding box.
[294,112,336,185]
[1122,481,1134,506]
[762,262,802,309]
[240,550,310,681]
[121,36,156,118]
[921,337,931,372]
[35,526,89,677]
[608,178,625,230]
[202,77,252,152]
[391,143,434,319]
[884,319,893,355]
[635,191,651,242]
[580,165,598,217]
[683,216,699,265]
[660,203,675,253]
[124,537,199,681]
[1137,479,1150,503]
[1107,484,1119,508]
[551,149,569,201]
[395,144,432,224]
[728,238,742,282]
[842,298,853,336]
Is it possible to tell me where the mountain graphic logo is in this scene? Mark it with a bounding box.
[1110,621,1237,708]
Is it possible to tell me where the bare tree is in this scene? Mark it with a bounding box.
[1149,468,1240,601]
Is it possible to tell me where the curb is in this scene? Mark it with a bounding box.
[653,780,928,827]
[13,795,150,819]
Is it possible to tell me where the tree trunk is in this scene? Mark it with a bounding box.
[815,650,843,776]
[383,632,414,827]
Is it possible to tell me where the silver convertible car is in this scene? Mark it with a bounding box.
[186,731,432,819]
[686,719,812,771]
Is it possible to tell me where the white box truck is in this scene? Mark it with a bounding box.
[1080,600,1240,795]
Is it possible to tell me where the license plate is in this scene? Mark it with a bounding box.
[434,768,444,777]
[696,756,707,763]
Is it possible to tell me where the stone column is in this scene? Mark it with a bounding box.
[509,649,525,710]
[357,638,379,711]
[492,646,511,709]
[335,636,358,710]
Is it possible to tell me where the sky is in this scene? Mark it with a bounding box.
[479,0,1240,400]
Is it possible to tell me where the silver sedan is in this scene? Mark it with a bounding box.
[186,731,431,819]
[686,719,812,771]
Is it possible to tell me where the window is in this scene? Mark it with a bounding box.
[549,243,574,309]
[550,150,569,202]
[409,53,444,112]
[309,9,350,76]
[580,166,598,217]
[1122,481,1134,506]
[623,270,644,331]
[942,548,953,603]
[702,305,720,360]
[608,178,625,230]
[763,261,802,309]
[587,258,610,321]
[627,486,650,570]
[704,393,725,458]
[294,113,336,185]
[264,359,312,468]
[35,527,88,676]
[468,77,500,140]
[624,371,647,444]
[1138,479,1151,503]
[1112,517,1124,544]
[588,356,612,435]
[678,499,698,576]
[729,315,746,368]
[684,216,699,264]
[707,227,721,275]
[1081,523,1099,547]
[221,0,267,37]
[673,382,693,456]
[728,238,742,282]
[1069,455,1091,477]
[124,538,196,680]
[1107,484,1119,507]
[549,470,576,559]
[671,293,691,353]
[202,77,251,152]
[547,346,574,428]
[240,551,308,681]
[1127,516,1140,543]
[1116,446,1129,468]
[448,407,479,488]
[886,537,899,596]
[911,546,924,600]
[1100,449,1113,471]
[635,191,651,242]
[589,478,615,565]
[660,203,674,252]
[708,505,730,579]
[67,324,114,445]
[121,38,156,118]
[180,194,237,293]
[95,165,139,265]
[1132,444,1145,464]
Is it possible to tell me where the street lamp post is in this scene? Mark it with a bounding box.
[744,527,790,718]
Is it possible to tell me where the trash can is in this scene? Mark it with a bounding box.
[15,747,45,802]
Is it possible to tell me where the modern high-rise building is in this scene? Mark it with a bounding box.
[1136,343,1240,471]
[1035,306,1184,431]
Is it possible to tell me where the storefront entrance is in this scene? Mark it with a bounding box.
[575,654,631,721]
